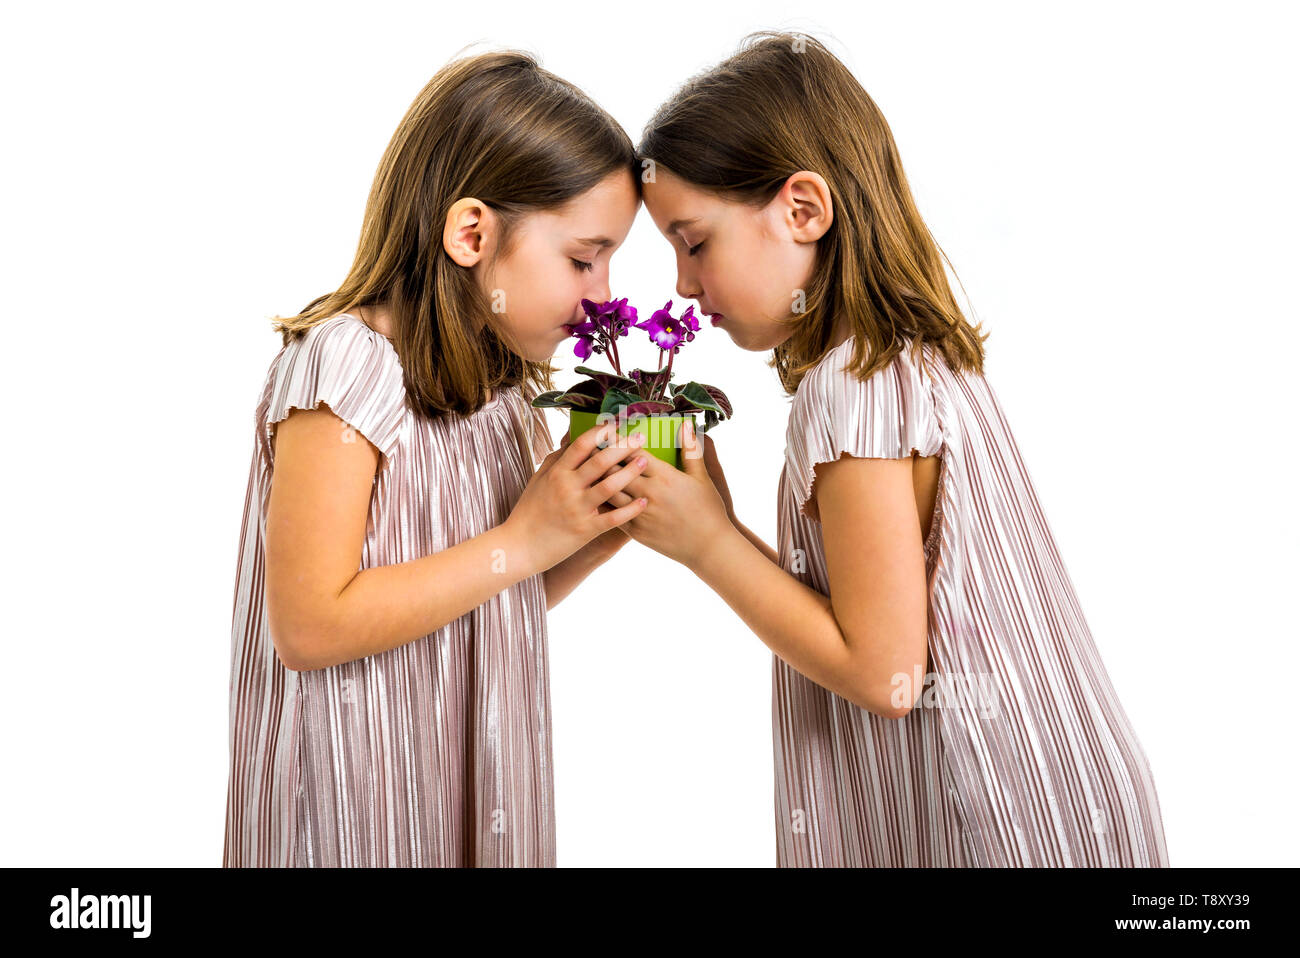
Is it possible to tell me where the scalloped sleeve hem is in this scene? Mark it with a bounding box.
[785,339,943,524]
[263,315,407,464]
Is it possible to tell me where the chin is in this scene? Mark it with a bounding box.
[726,327,764,353]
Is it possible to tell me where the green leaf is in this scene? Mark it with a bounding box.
[531,390,571,408]
[673,381,725,415]
[598,387,642,417]
[574,366,637,392]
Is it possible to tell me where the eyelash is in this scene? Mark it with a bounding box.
[571,258,595,272]
[687,241,705,257]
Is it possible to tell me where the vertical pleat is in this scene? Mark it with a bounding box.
[773,336,1169,867]
[224,313,557,867]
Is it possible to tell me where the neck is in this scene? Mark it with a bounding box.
[829,317,852,348]
[356,304,395,339]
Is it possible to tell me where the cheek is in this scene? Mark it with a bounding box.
[746,234,800,309]
[505,255,571,327]
[713,240,762,308]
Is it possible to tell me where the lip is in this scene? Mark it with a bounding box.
[709,313,725,326]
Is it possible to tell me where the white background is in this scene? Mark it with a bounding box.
[1,0,1295,867]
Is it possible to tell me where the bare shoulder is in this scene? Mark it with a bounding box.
[270,402,382,463]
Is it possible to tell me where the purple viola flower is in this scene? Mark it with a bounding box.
[580,298,610,321]
[636,300,689,351]
[583,297,638,340]
[546,291,733,425]
[565,318,601,360]
[680,305,699,343]
[574,299,629,372]
[611,297,637,337]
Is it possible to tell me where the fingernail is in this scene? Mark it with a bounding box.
[636,456,647,468]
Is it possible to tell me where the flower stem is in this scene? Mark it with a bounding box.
[659,348,675,403]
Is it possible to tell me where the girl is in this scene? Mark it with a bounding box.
[604,32,1170,867]
[223,51,651,867]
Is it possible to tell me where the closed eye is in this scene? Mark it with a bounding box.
[571,258,595,272]
[687,241,705,257]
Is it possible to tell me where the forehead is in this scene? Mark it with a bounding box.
[642,169,718,231]
[540,170,640,235]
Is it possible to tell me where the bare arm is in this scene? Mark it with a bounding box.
[265,404,551,670]
[265,405,645,671]
[729,513,779,565]
[694,525,865,701]
[693,431,780,563]
[538,430,635,610]
[691,456,929,718]
[542,527,630,610]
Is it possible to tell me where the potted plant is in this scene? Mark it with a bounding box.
[531,297,733,469]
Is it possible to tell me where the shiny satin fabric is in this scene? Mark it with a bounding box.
[774,337,1170,866]
[223,313,556,867]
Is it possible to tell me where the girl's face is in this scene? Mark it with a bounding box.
[458,170,640,362]
[642,167,833,352]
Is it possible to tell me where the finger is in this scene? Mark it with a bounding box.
[575,430,648,487]
[603,487,635,508]
[701,434,724,479]
[596,445,663,481]
[596,497,634,526]
[600,492,648,530]
[584,450,650,509]
[680,420,707,476]
[597,463,638,508]
[559,420,619,471]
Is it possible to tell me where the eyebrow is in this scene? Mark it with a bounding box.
[667,217,700,236]
[576,236,616,248]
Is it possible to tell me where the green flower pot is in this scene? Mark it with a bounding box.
[569,410,697,470]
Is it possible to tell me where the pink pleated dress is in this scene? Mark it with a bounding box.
[774,336,1170,867]
[223,313,556,867]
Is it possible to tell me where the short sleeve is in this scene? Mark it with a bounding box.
[264,315,407,462]
[785,339,943,523]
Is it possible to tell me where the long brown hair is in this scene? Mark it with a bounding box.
[272,48,641,418]
[637,31,989,394]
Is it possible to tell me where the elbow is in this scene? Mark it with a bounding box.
[265,568,347,672]
[268,601,329,672]
[880,696,917,721]
[848,682,914,720]
[845,654,926,720]
[268,623,309,672]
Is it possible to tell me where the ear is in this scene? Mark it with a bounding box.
[778,171,834,243]
[442,197,497,267]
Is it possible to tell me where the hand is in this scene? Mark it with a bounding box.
[505,422,650,573]
[698,431,735,521]
[572,432,637,552]
[603,428,735,523]
[598,420,734,568]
